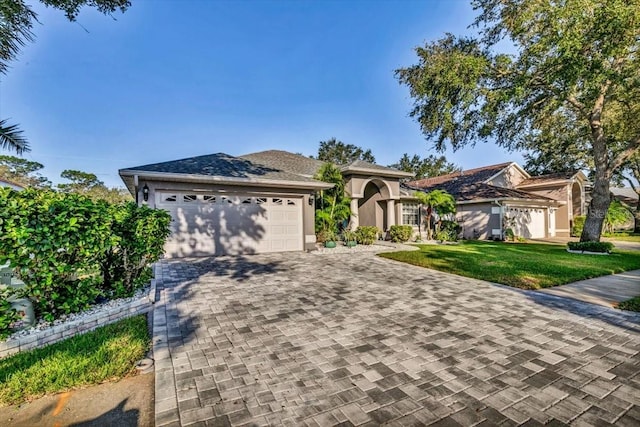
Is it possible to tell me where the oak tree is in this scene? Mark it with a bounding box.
[396,0,640,242]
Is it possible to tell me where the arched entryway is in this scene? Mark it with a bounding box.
[349,178,396,232]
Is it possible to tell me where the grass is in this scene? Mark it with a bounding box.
[617,296,640,312]
[603,232,640,242]
[0,315,149,405]
[379,240,640,290]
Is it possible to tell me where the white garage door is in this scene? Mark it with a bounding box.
[509,207,547,239]
[156,192,303,257]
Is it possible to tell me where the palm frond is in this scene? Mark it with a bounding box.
[0,119,30,154]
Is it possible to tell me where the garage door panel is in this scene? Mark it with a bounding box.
[157,192,302,257]
[507,207,546,239]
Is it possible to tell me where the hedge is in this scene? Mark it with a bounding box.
[567,241,614,253]
[0,188,170,331]
[389,225,413,243]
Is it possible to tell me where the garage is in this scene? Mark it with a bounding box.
[507,206,547,239]
[156,192,303,257]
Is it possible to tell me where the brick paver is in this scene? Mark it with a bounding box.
[153,252,640,426]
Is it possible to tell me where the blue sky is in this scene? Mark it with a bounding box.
[1,0,525,188]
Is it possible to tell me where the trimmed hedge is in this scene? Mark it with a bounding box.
[389,225,413,243]
[0,188,170,330]
[567,241,614,253]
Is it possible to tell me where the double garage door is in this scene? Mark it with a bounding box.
[156,192,303,257]
[507,207,547,239]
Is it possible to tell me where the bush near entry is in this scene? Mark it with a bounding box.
[389,225,413,243]
[567,241,614,253]
[0,188,170,332]
[355,226,379,245]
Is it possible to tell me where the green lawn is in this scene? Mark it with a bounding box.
[0,315,149,405]
[604,232,640,243]
[379,241,640,290]
[617,296,640,312]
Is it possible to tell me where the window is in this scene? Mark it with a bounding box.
[183,194,197,202]
[402,203,420,226]
[203,195,216,203]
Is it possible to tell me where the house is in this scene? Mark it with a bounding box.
[0,178,24,191]
[120,151,588,257]
[119,150,411,257]
[406,163,588,239]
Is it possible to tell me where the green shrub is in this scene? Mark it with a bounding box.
[617,296,640,312]
[355,226,379,245]
[342,229,357,243]
[0,288,19,340]
[99,203,171,298]
[389,225,413,243]
[0,189,112,321]
[438,220,462,242]
[504,228,515,241]
[316,229,336,244]
[571,216,586,237]
[567,241,614,253]
[0,188,172,323]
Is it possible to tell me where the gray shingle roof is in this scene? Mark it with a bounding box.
[120,153,325,184]
[341,160,413,177]
[239,150,324,177]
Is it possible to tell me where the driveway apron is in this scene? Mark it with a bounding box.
[152,252,640,427]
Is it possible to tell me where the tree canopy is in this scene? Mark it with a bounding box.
[389,154,460,180]
[58,169,131,203]
[0,154,50,188]
[315,138,375,165]
[396,0,640,242]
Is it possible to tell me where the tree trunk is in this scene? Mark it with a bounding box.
[634,197,640,234]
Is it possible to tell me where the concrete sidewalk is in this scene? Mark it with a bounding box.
[537,269,640,308]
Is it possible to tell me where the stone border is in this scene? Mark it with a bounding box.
[0,279,157,359]
[566,249,610,255]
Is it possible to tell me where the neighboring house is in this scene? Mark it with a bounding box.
[0,178,24,191]
[120,151,589,257]
[407,163,588,239]
[119,150,411,257]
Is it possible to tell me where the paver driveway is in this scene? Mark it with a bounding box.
[153,251,640,426]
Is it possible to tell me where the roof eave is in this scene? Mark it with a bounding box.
[456,197,561,206]
[340,166,413,178]
[119,170,334,192]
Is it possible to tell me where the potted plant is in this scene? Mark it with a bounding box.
[323,230,337,248]
[343,230,357,247]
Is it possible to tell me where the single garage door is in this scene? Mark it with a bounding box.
[508,207,547,239]
[156,192,303,257]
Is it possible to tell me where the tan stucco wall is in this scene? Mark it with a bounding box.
[358,183,386,230]
[486,164,528,188]
[344,175,400,199]
[526,184,570,235]
[457,203,500,240]
[138,179,317,251]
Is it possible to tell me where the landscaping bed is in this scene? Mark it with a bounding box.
[379,240,640,289]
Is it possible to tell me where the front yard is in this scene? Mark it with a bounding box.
[379,240,640,289]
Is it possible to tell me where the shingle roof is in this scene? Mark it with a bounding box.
[517,171,579,187]
[407,162,511,189]
[407,162,554,202]
[340,159,413,177]
[120,153,324,184]
[239,150,324,177]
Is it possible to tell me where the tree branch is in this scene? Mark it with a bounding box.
[610,135,640,171]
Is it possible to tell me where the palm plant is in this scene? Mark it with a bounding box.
[314,163,351,238]
[0,120,29,154]
[414,190,456,240]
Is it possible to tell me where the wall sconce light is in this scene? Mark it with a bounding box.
[309,195,315,206]
[142,184,149,202]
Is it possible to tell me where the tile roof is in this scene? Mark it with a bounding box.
[239,150,324,177]
[120,153,323,184]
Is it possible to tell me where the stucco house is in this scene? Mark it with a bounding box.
[406,163,588,239]
[119,150,411,257]
[120,151,588,257]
